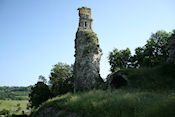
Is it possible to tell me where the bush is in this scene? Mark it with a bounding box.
[0,109,10,116]
[29,82,51,108]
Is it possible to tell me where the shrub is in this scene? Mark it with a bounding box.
[29,82,51,108]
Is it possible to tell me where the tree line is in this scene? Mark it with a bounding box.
[109,30,175,72]
[0,86,31,100]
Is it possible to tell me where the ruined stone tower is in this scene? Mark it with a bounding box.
[74,7,103,92]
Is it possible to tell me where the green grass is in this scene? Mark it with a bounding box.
[32,64,175,117]
[14,96,29,100]
[123,63,175,90]
[0,100,28,110]
[34,89,175,117]
[0,100,28,115]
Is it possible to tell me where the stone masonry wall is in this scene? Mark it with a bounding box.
[74,30,102,92]
[74,7,103,92]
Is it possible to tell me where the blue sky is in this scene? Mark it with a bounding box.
[0,0,175,86]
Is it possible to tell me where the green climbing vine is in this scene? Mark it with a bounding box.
[85,31,98,46]
[81,31,99,56]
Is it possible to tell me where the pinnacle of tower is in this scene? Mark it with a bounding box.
[78,6,91,16]
[77,7,93,31]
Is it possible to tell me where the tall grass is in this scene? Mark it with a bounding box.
[124,63,175,90]
[33,64,175,117]
[35,89,175,117]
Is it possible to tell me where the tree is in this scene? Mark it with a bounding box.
[49,62,74,96]
[29,81,51,108]
[109,48,131,72]
[38,75,47,84]
[132,30,170,67]
[108,30,173,71]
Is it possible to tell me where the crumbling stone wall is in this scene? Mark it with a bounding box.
[74,7,103,92]
[107,70,128,89]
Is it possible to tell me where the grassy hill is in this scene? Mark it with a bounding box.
[33,63,175,117]
[124,63,175,90]
[33,89,175,117]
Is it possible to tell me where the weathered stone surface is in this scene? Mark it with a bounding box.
[107,70,128,89]
[167,33,175,63]
[74,7,103,92]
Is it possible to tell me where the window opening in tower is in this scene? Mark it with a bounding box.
[85,22,87,28]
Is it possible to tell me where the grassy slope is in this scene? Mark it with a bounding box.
[34,64,175,117]
[35,89,175,117]
[124,63,175,90]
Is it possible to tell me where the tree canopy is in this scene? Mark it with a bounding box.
[132,30,170,67]
[108,30,173,71]
[29,81,51,108]
[109,48,131,72]
[49,62,74,96]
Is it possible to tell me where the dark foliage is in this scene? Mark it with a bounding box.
[110,75,127,89]
[29,82,51,108]
[0,109,10,116]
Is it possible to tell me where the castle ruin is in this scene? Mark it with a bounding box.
[74,7,103,92]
